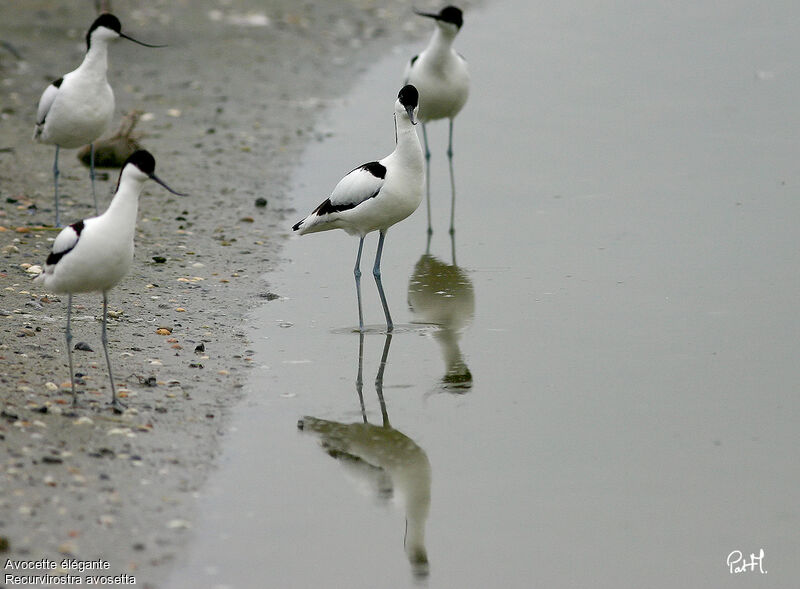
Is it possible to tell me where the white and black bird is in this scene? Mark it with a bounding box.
[35,150,185,412]
[404,6,469,159]
[292,85,425,333]
[404,6,469,234]
[33,13,164,227]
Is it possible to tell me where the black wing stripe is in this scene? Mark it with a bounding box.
[38,78,63,125]
[46,220,84,266]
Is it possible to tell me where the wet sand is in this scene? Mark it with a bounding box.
[0,1,442,586]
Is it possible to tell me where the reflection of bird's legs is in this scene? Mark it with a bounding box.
[375,333,392,427]
[357,332,367,423]
[354,236,365,332]
[373,231,393,332]
[450,226,457,267]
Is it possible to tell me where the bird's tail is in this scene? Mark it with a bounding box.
[292,212,331,235]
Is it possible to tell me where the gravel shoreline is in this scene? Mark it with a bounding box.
[0,2,438,586]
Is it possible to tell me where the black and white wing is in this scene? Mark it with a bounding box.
[328,161,386,210]
[33,78,62,137]
[293,162,386,233]
[45,220,85,268]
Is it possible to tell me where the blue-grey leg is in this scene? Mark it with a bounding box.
[373,231,393,332]
[448,147,457,236]
[53,145,61,227]
[421,124,433,234]
[421,123,431,162]
[101,292,126,412]
[375,333,392,427]
[354,236,365,332]
[90,143,99,215]
[424,153,433,236]
[65,294,77,405]
[422,124,433,234]
[447,118,455,159]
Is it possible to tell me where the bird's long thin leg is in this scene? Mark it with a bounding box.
[375,332,392,427]
[53,146,61,227]
[101,292,126,413]
[65,294,77,406]
[354,236,365,332]
[422,123,432,235]
[447,118,455,160]
[90,143,99,215]
[373,231,393,332]
[448,127,457,236]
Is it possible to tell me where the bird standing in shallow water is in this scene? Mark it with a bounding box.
[36,150,185,412]
[33,13,164,226]
[404,5,469,234]
[292,85,425,333]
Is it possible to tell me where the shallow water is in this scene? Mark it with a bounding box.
[170,0,800,586]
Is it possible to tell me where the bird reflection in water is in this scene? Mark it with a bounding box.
[298,333,432,578]
[407,233,474,392]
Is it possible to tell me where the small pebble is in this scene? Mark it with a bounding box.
[255,197,267,207]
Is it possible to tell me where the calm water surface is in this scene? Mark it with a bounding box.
[170,0,800,586]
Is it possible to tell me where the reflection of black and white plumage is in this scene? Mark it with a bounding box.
[292,85,424,332]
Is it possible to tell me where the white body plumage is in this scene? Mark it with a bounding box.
[33,23,118,149]
[35,162,147,294]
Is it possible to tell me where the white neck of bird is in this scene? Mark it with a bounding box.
[79,38,110,78]
[104,177,143,227]
[428,25,457,57]
[394,112,423,166]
